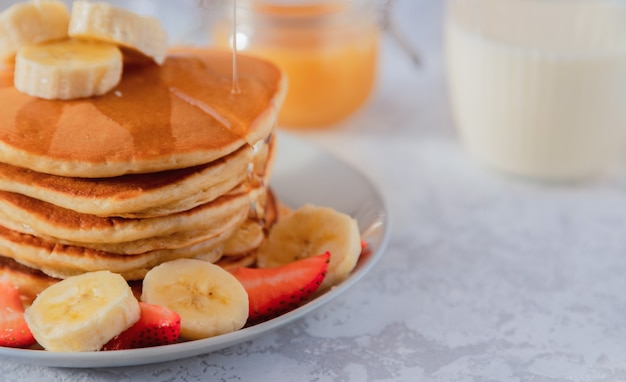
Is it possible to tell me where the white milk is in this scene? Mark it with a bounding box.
[445,0,626,180]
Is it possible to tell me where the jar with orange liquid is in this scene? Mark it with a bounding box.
[214,0,381,128]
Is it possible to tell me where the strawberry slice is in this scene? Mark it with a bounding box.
[0,279,35,348]
[231,251,330,324]
[102,302,180,350]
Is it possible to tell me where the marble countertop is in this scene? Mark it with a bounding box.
[3,1,626,381]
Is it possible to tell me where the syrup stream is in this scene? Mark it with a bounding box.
[231,0,241,95]
[230,0,262,219]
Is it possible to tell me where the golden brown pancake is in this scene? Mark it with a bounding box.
[0,144,253,217]
[220,220,265,256]
[0,224,227,281]
[215,187,280,270]
[0,188,255,244]
[53,210,248,255]
[0,50,287,177]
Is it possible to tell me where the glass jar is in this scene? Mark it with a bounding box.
[214,0,381,128]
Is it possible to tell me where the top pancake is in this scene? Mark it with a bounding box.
[0,50,287,177]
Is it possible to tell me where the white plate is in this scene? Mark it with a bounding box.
[0,132,390,368]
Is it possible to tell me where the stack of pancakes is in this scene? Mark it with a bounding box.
[0,49,287,302]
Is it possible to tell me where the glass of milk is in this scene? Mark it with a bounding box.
[445,0,626,181]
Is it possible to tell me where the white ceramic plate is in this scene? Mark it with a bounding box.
[0,132,390,368]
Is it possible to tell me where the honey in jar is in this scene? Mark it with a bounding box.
[215,0,381,128]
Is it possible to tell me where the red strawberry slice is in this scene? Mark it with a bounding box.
[0,279,35,348]
[231,251,330,324]
[102,302,181,350]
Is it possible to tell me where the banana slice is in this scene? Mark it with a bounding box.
[68,1,168,65]
[24,271,140,352]
[0,0,69,64]
[256,204,361,290]
[141,259,249,340]
[13,39,122,100]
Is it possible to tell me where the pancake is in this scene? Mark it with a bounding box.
[0,195,278,281]
[0,50,287,177]
[52,210,248,255]
[0,224,227,281]
[0,188,256,244]
[216,186,280,270]
[135,135,275,219]
[221,219,265,256]
[0,144,253,217]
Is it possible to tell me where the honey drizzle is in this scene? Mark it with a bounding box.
[232,0,261,221]
[231,0,241,95]
[169,86,232,128]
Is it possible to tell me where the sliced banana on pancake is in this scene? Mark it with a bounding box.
[69,0,168,64]
[141,259,248,340]
[256,204,362,290]
[14,39,122,100]
[24,270,140,352]
[0,0,70,64]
